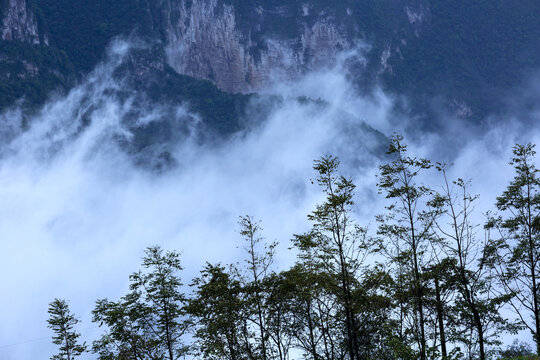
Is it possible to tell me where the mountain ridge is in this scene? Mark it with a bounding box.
[1,0,540,123]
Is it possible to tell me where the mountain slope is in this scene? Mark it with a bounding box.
[1,0,540,122]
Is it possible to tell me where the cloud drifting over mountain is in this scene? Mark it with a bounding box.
[0,40,539,359]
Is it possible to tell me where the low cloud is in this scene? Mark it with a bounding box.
[0,41,384,359]
[0,40,539,359]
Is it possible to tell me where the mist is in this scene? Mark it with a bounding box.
[0,40,539,359]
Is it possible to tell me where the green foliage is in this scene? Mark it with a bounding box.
[486,144,540,354]
[92,246,190,360]
[47,298,86,360]
[238,215,275,360]
[377,134,436,360]
[387,0,540,119]
[48,141,540,360]
[428,167,514,359]
[144,66,251,135]
[500,340,536,360]
[92,292,160,359]
[188,263,249,360]
[0,40,73,110]
[292,155,395,360]
[36,0,155,72]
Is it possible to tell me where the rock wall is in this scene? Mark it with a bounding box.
[0,0,430,93]
[163,0,354,93]
[1,0,45,44]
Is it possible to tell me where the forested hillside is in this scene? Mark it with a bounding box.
[2,0,540,123]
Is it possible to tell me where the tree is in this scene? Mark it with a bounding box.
[239,215,276,360]
[431,168,511,360]
[377,134,436,360]
[486,144,540,354]
[262,271,297,360]
[293,155,389,360]
[282,257,344,360]
[92,291,158,359]
[93,246,189,360]
[188,263,251,360]
[188,226,295,360]
[302,155,363,359]
[500,339,534,359]
[47,298,86,360]
[420,260,453,360]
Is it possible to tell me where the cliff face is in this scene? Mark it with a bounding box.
[0,0,70,109]
[1,0,45,44]
[2,0,539,121]
[163,0,356,93]
[0,0,433,101]
[161,0,430,93]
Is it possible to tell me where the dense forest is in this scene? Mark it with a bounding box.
[47,136,540,360]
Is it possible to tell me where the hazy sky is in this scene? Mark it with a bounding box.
[0,41,539,359]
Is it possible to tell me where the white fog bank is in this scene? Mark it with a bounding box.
[0,41,539,359]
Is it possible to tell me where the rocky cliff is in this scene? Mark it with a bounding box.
[0,0,72,109]
[0,0,431,101]
[163,0,353,93]
[161,0,430,93]
[1,0,539,121]
[1,0,45,44]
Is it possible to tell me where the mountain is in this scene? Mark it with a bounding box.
[2,0,540,122]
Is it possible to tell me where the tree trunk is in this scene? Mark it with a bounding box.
[415,262,426,360]
[527,181,540,355]
[339,249,357,360]
[410,212,426,360]
[434,277,447,359]
[528,238,540,355]
[63,325,72,360]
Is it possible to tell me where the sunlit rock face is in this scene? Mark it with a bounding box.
[1,0,46,44]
